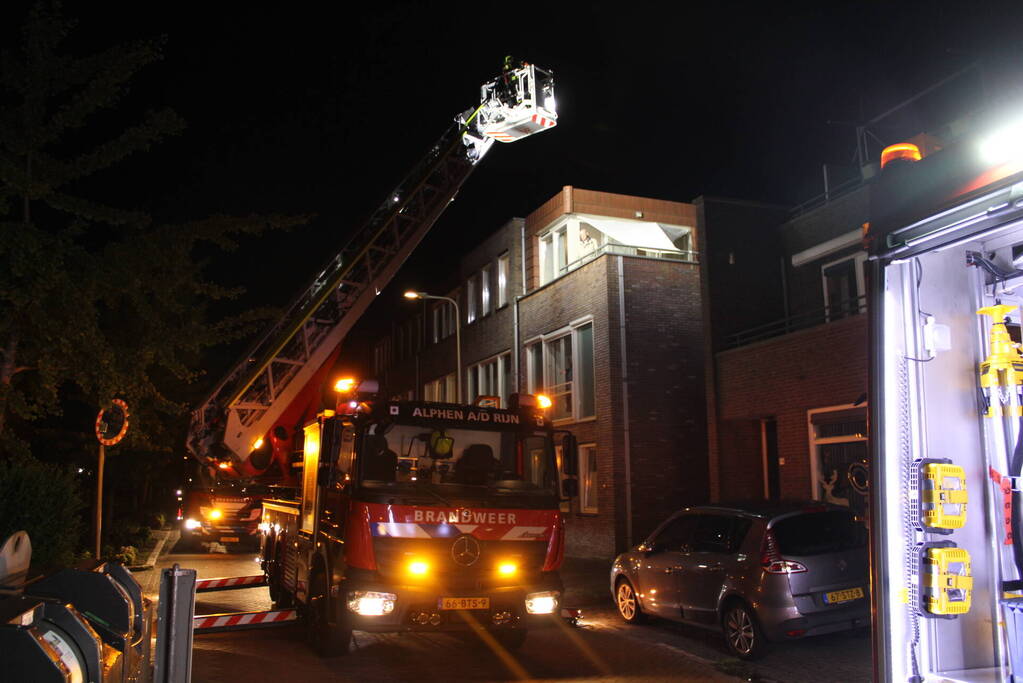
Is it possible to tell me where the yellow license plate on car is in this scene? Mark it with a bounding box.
[824,587,864,604]
[439,597,490,610]
[219,536,240,543]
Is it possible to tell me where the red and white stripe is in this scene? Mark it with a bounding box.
[195,574,266,592]
[531,113,555,127]
[193,608,297,632]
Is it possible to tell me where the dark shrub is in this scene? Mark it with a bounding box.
[0,456,85,569]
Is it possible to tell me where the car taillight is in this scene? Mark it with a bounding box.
[761,530,807,574]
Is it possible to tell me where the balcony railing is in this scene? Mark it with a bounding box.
[721,295,867,350]
[542,242,699,288]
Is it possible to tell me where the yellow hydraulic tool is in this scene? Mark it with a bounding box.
[978,304,1023,418]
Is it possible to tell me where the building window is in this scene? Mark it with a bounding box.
[528,322,594,421]
[539,227,569,286]
[424,372,456,403]
[579,444,598,513]
[527,343,543,394]
[809,405,869,521]
[481,264,492,317]
[432,302,455,342]
[468,352,511,407]
[467,276,477,323]
[497,252,509,308]
[821,252,866,321]
[546,335,573,421]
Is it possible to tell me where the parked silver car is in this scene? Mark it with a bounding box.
[610,502,869,659]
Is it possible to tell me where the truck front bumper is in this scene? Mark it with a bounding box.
[339,579,563,633]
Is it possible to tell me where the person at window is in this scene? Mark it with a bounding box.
[456,444,498,485]
[363,434,397,482]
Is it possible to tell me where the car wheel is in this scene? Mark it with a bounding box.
[306,572,351,657]
[615,578,646,623]
[721,601,769,660]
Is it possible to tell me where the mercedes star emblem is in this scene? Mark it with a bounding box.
[451,534,481,567]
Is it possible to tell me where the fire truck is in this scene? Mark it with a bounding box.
[867,111,1023,681]
[179,482,266,551]
[259,380,577,654]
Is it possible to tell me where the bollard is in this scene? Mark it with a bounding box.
[153,564,196,683]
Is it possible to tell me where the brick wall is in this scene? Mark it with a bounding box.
[620,256,708,543]
[519,256,616,558]
[711,315,867,501]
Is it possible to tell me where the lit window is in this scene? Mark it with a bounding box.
[497,253,509,308]
[467,277,476,323]
[468,353,510,405]
[481,265,492,316]
[534,322,594,421]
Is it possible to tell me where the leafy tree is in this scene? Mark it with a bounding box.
[0,3,305,459]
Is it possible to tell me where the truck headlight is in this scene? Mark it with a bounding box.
[347,591,396,616]
[524,590,559,615]
[184,518,201,530]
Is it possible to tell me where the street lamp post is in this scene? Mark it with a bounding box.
[404,291,462,403]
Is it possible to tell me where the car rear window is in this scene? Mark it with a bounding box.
[771,511,866,556]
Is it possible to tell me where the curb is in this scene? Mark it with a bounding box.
[129,529,177,571]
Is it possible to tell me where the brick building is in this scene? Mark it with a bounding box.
[373,186,708,558]
[699,185,872,517]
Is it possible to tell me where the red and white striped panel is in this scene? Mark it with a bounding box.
[531,114,555,128]
[195,574,266,592]
[193,608,297,632]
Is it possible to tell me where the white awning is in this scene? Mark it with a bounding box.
[583,218,684,252]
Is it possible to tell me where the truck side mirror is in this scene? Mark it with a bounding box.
[561,433,579,477]
[562,478,579,499]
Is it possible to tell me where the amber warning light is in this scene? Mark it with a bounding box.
[335,377,357,393]
[880,142,922,169]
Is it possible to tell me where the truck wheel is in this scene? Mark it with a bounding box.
[307,573,351,657]
[268,564,293,608]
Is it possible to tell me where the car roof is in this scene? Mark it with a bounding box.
[681,499,850,520]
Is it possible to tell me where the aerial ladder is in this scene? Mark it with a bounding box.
[186,62,558,480]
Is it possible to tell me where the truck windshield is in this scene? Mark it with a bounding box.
[358,422,557,499]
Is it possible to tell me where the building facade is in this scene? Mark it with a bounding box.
[373,186,709,558]
[699,180,874,518]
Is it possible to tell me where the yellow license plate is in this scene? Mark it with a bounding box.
[439,597,490,610]
[219,536,240,543]
[824,587,864,604]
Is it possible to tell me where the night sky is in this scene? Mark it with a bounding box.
[9,1,1023,380]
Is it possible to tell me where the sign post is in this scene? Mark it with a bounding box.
[94,399,130,559]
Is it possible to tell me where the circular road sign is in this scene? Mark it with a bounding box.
[95,399,130,446]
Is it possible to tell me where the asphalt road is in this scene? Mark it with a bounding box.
[140,550,738,683]
[138,548,872,682]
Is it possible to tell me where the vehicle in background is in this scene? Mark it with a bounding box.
[610,501,869,659]
[180,483,266,551]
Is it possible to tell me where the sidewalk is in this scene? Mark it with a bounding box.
[129,529,179,572]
